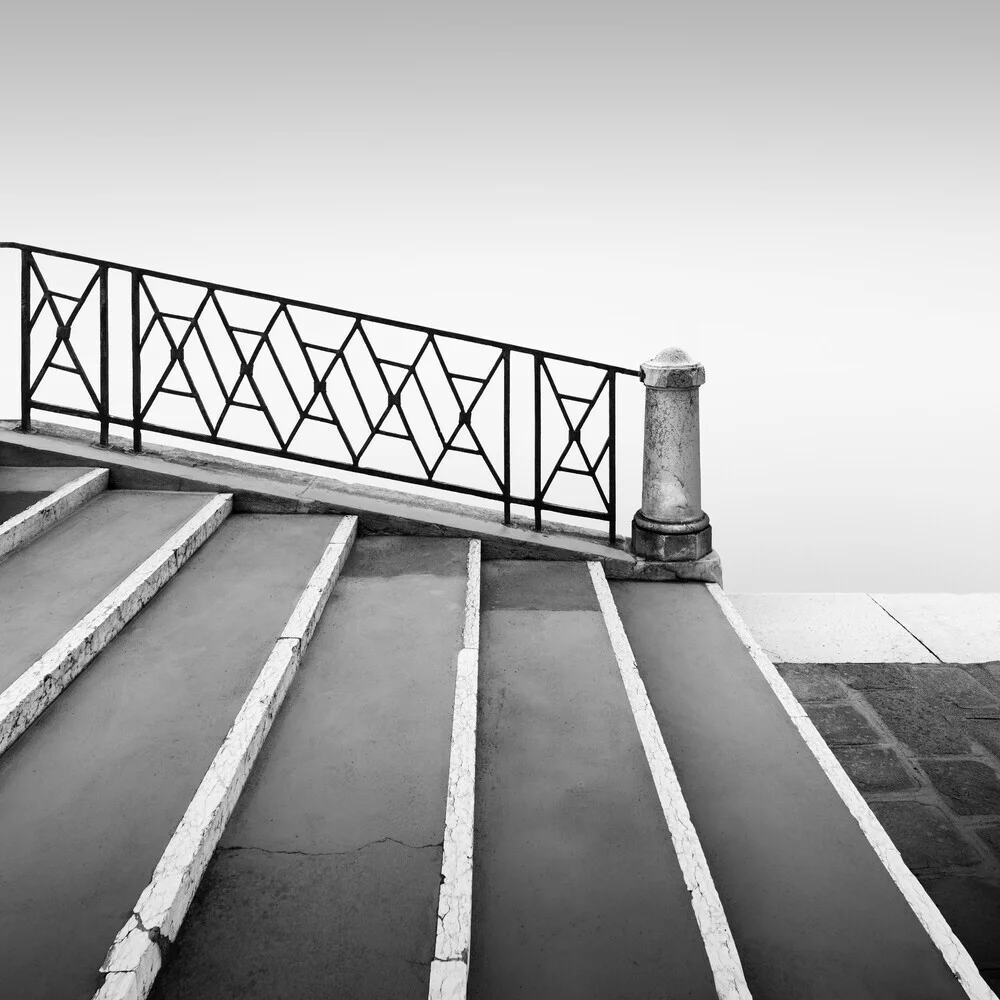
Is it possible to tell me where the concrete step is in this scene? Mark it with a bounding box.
[611,580,975,1000]
[148,536,472,1000]
[0,465,109,559]
[0,465,99,522]
[469,561,722,999]
[0,489,229,755]
[0,490,217,694]
[0,513,348,1000]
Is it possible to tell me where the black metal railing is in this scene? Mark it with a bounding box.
[2,243,638,544]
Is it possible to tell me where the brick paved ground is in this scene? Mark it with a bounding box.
[779,661,1000,993]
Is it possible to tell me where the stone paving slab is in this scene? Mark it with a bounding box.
[973,825,1000,863]
[864,689,974,755]
[920,760,1000,817]
[831,746,918,794]
[912,667,1000,717]
[966,719,1000,763]
[728,594,937,664]
[775,664,846,702]
[870,801,983,871]
[809,704,883,745]
[783,661,1000,986]
[769,652,1000,995]
[871,594,1000,664]
[835,663,916,690]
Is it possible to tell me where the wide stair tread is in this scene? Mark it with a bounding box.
[469,560,718,999]
[0,465,97,522]
[0,490,212,688]
[611,580,971,1000]
[0,513,345,1000]
[151,535,469,999]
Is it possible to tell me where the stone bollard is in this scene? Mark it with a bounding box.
[631,347,713,562]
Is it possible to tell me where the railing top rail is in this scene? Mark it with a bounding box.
[1,242,639,377]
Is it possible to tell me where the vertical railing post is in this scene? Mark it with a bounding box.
[20,250,31,432]
[608,370,617,546]
[131,271,142,453]
[99,266,109,445]
[503,347,511,526]
[631,347,712,561]
[533,353,542,531]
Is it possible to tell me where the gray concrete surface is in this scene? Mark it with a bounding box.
[0,466,107,538]
[0,514,339,1000]
[780,659,1000,993]
[0,491,47,522]
[611,581,969,1000]
[468,562,717,1000]
[151,536,468,1000]
[0,491,211,689]
[0,466,95,491]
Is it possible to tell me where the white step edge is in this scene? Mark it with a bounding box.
[590,564,753,1000]
[428,538,482,1000]
[0,493,232,759]
[93,514,359,1000]
[0,467,109,563]
[707,582,998,1000]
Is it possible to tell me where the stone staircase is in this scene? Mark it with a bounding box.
[0,455,993,1000]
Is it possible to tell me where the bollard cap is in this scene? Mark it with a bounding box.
[640,347,705,389]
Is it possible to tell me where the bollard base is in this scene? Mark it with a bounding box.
[605,549,723,585]
[631,509,713,562]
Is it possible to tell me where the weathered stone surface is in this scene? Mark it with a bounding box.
[963,718,1000,763]
[776,664,845,703]
[864,689,972,755]
[604,550,723,584]
[834,663,915,690]
[631,516,712,561]
[726,595,935,665]
[912,666,1000,718]
[639,348,705,389]
[963,663,1000,700]
[637,358,704,525]
[972,824,1000,862]
[809,705,883,746]
[919,759,1000,816]
[870,801,982,871]
[921,876,1000,967]
[871,594,1000,664]
[831,746,918,794]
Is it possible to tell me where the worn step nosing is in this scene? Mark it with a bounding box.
[0,467,108,562]
[428,539,481,999]
[591,564,752,1000]
[94,515,359,1000]
[0,493,232,759]
[707,583,998,1000]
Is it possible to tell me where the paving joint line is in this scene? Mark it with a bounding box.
[867,594,945,664]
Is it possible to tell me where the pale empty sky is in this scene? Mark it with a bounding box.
[1,1,998,591]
